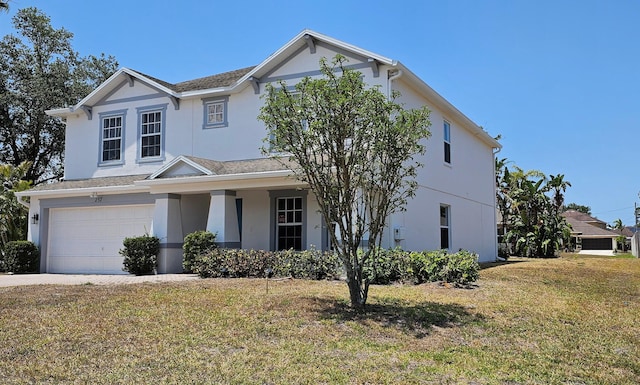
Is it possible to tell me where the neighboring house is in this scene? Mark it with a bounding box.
[561,210,621,255]
[17,30,501,274]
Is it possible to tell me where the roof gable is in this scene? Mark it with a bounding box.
[148,156,214,179]
[43,29,501,149]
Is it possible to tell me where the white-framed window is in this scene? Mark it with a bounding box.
[202,96,229,129]
[277,196,303,250]
[440,204,450,249]
[98,109,127,166]
[444,120,451,164]
[137,104,167,162]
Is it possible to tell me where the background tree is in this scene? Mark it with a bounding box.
[259,55,431,308]
[0,1,9,13]
[496,160,572,257]
[611,218,627,252]
[0,162,31,254]
[563,202,591,215]
[0,7,118,184]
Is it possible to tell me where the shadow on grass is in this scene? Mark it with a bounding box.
[311,296,482,338]
[480,258,530,270]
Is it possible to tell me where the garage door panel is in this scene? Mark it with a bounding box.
[581,238,613,250]
[48,205,154,274]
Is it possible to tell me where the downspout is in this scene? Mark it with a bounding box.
[492,146,502,261]
[387,69,403,100]
[387,69,404,248]
[16,195,30,209]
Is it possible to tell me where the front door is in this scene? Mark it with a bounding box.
[276,196,302,250]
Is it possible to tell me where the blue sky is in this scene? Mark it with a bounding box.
[2,0,639,226]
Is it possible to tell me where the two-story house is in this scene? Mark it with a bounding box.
[17,30,501,274]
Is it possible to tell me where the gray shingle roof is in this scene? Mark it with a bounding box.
[183,156,294,175]
[130,66,256,93]
[28,156,295,192]
[30,174,150,191]
[564,217,619,237]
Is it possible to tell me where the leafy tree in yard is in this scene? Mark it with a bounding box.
[0,7,118,184]
[259,55,431,308]
[0,162,31,254]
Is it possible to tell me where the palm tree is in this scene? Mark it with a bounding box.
[548,174,571,215]
[612,218,624,231]
[0,1,9,13]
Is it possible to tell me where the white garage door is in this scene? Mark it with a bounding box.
[47,205,154,274]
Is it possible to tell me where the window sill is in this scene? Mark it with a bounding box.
[203,122,228,130]
[137,156,165,164]
[98,160,124,167]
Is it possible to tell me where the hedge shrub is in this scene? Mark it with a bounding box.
[120,235,159,275]
[1,241,39,273]
[363,248,412,284]
[191,246,479,285]
[192,248,340,280]
[183,230,217,273]
[278,248,341,280]
[410,249,479,285]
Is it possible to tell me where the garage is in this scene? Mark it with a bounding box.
[581,237,613,251]
[47,205,155,274]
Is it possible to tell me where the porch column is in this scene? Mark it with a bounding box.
[152,194,184,273]
[206,190,240,248]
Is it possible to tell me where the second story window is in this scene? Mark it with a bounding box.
[137,104,167,162]
[202,96,228,129]
[98,109,127,166]
[444,120,451,164]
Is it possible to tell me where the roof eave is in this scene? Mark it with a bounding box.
[236,29,395,89]
[15,184,149,199]
[396,62,502,149]
[136,169,295,187]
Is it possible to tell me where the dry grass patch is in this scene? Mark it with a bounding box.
[0,256,638,384]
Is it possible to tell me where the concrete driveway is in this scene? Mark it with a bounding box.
[0,273,200,287]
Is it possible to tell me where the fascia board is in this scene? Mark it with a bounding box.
[396,63,502,149]
[137,170,303,194]
[236,29,395,88]
[15,184,149,199]
[50,68,181,118]
[136,170,295,187]
[179,86,237,99]
[72,68,129,110]
[123,68,180,97]
[45,107,74,117]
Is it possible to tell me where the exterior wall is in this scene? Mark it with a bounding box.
[237,190,271,250]
[179,194,210,237]
[46,34,499,272]
[387,77,497,262]
[64,44,388,181]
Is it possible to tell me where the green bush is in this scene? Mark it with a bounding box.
[191,246,479,285]
[120,235,159,275]
[183,230,217,273]
[1,241,39,273]
[364,248,411,284]
[278,248,341,280]
[192,248,340,280]
[410,249,479,285]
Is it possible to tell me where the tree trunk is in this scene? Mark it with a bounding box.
[346,276,366,309]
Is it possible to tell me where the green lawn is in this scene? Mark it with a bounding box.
[0,256,638,384]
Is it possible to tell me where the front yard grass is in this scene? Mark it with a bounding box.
[0,256,638,384]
